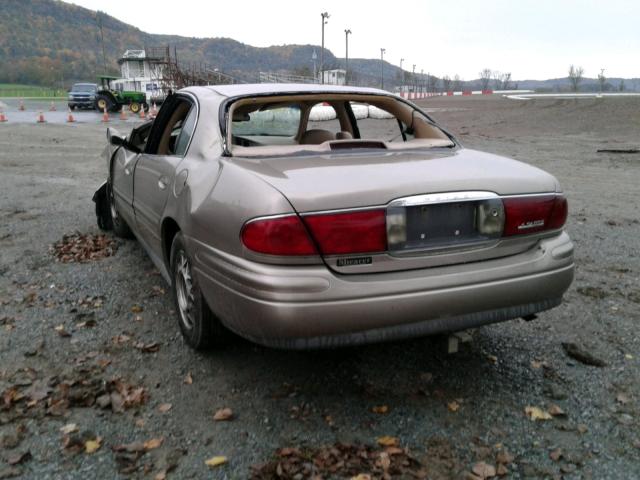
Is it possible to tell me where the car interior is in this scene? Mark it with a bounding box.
[229,94,455,156]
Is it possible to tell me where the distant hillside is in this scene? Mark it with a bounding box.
[0,0,637,91]
[0,0,405,87]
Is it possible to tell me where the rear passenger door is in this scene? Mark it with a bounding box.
[133,94,197,256]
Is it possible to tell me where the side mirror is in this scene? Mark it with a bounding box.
[110,134,126,146]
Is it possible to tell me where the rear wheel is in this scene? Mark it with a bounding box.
[170,232,229,349]
[95,94,114,112]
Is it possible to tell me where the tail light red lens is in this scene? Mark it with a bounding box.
[241,215,317,256]
[303,209,387,255]
[503,194,567,236]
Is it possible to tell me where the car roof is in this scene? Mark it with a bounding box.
[191,83,392,98]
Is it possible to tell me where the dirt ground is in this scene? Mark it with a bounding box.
[0,95,639,479]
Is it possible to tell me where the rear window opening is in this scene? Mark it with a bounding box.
[227,94,455,157]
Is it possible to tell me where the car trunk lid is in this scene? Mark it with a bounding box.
[232,148,560,273]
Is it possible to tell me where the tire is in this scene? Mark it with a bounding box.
[129,102,141,114]
[142,102,149,112]
[107,180,133,238]
[68,104,76,110]
[94,183,113,231]
[95,94,114,112]
[170,232,229,349]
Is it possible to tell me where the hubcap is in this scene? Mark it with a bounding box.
[175,252,196,331]
[98,99,107,109]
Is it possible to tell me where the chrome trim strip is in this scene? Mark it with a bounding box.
[300,205,385,216]
[243,212,297,225]
[388,191,499,208]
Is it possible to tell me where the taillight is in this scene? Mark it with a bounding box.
[503,194,567,236]
[303,209,387,255]
[241,215,317,255]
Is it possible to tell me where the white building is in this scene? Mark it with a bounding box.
[111,50,167,102]
[320,69,346,85]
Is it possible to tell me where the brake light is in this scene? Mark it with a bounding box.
[241,215,317,255]
[503,194,567,236]
[303,209,387,255]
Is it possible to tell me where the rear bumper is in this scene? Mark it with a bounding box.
[190,232,574,349]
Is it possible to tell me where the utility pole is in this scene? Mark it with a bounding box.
[412,64,416,93]
[312,50,317,83]
[320,12,330,84]
[380,48,386,89]
[344,29,351,85]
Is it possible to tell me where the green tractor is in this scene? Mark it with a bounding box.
[94,75,148,113]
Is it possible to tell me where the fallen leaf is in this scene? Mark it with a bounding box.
[351,475,372,480]
[448,400,460,412]
[486,354,498,364]
[561,342,607,367]
[496,463,508,476]
[371,405,388,414]
[184,372,193,385]
[577,424,588,434]
[60,423,78,435]
[616,393,631,404]
[7,451,31,465]
[135,342,160,353]
[54,324,71,337]
[131,305,144,313]
[213,407,233,421]
[548,404,566,417]
[549,448,563,462]
[376,436,399,447]
[524,406,552,421]
[85,437,102,454]
[205,456,228,468]
[144,437,164,451]
[378,451,390,471]
[472,461,496,478]
[530,360,548,369]
[625,354,633,360]
[495,450,513,465]
[158,403,172,413]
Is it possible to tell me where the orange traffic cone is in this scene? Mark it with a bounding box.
[18,99,25,111]
[119,106,127,120]
[0,109,7,122]
[102,106,109,123]
[49,101,57,112]
[37,111,45,123]
[66,108,75,123]
[139,105,145,119]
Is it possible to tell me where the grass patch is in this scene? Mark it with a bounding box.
[0,84,66,98]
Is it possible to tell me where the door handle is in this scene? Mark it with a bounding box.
[158,176,169,190]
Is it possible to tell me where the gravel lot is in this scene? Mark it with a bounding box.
[1,95,639,479]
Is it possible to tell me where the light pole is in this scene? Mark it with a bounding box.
[412,64,416,93]
[380,48,386,89]
[344,29,351,85]
[320,12,330,84]
[312,50,317,83]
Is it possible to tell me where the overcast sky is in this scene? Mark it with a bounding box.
[64,0,638,80]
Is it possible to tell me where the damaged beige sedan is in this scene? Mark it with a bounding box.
[93,84,574,349]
